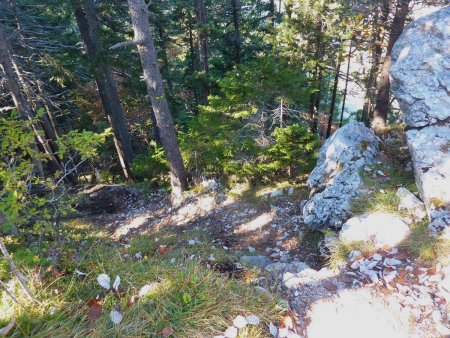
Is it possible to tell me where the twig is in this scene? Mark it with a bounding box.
[110,39,143,50]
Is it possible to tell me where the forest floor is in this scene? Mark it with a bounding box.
[69,172,450,338]
[2,130,450,337]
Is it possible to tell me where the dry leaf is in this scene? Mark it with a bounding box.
[127,295,139,308]
[113,275,121,291]
[110,308,122,325]
[87,299,103,323]
[161,326,174,337]
[280,310,295,329]
[158,245,168,254]
[323,281,338,292]
[97,274,110,290]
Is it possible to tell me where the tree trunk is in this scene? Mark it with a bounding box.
[194,0,209,104]
[0,23,60,178]
[231,0,241,64]
[70,0,134,179]
[269,0,276,26]
[126,0,188,198]
[339,40,353,127]
[372,0,410,132]
[187,17,201,114]
[326,53,342,138]
[0,235,37,302]
[362,0,390,126]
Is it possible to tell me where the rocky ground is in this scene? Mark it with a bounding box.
[75,175,450,338]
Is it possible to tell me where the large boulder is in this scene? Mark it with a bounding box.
[303,122,379,229]
[406,126,450,219]
[390,7,450,220]
[339,212,410,249]
[390,7,450,128]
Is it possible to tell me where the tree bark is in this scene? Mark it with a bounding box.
[70,0,134,179]
[231,0,241,64]
[361,0,390,126]
[126,0,188,197]
[326,53,342,138]
[194,0,209,103]
[372,0,410,132]
[339,40,353,127]
[269,0,276,26]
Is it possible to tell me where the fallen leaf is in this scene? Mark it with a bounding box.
[97,274,110,290]
[110,307,122,325]
[127,295,139,307]
[113,275,121,291]
[269,322,278,337]
[323,281,338,292]
[158,245,168,254]
[246,314,260,325]
[279,310,295,329]
[87,299,102,323]
[161,326,174,337]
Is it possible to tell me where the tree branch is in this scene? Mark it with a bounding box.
[110,39,143,50]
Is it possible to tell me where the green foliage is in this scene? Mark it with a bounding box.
[131,141,169,184]
[0,113,108,236]
[262,124,319,176]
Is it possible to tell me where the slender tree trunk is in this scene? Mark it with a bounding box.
[194,0,209,103]
[326,53,342,138]
[70,0,134,179]
[187,17,200,114]
[362,0,390,126]
[0,235,37,302]
[340,40,352,127]
[231,0,241,64]
[372,0,410,132]
[269,0,276,26]
[157,25,174,96]
[126,0,188,197]
[0,24,61,177]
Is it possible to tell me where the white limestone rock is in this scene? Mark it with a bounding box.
[406,126,450,219]
[390,7,450,128]
[428,214,450,240]
[396,187,427,221]
[303,122,379,229]
[339,212,410,248]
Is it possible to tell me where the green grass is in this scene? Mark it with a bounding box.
[326,240,376,270]
[351,162,417,216]
[0,220,283,337]
[401,222,450,266]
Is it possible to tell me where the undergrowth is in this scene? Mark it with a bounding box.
[0,220,283,337]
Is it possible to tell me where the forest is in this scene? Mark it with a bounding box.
[1,0,449,337]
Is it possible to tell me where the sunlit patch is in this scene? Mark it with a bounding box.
[235,212,274,233]
[398,46,410,62]
[114,215,149,238]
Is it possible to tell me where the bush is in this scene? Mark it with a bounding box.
[131,141,169,185]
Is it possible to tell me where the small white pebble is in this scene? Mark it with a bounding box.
[233,315,247,329]
[224,326,238,338]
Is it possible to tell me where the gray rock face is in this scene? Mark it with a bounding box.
[339,212,410,248]
[396,187,427,221]
[303,122,379,229]
[428,215,450,240]
[406,126,450,219]
[390,7,450,128]
[390,7,450,221]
